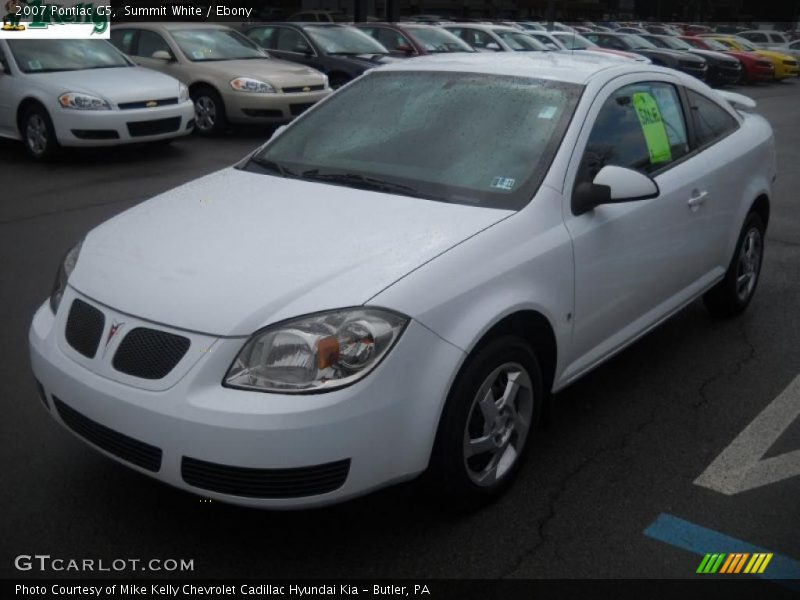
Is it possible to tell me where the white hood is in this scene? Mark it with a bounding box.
[70,169,511,336]
[25,66,182,105]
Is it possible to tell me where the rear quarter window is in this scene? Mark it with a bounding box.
[686,89,739,148]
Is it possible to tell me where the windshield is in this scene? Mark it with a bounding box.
[553,33,593,49]
[305,25,388,54]
[623,34,658,49]
[172,28,265,61]
[530,34,563,50]
[407,26,474,52]
[494,30,546,51]
[8,39,131,73]
[249,71,581,210]
[704,38,730,51]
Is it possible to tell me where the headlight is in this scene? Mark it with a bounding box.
[49,241,82,314]
[58,92,110,110]
[178,83,190,102]
[224,308,408,393]
[230,77,276,93]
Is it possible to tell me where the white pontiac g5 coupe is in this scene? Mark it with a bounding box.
[29,53,776,508]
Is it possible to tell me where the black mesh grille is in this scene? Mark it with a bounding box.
[112,328,190,380]
[181,456,350,498]
[65,299,105,358]
[54,397,162,472]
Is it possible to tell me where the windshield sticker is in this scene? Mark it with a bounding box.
[632,92,672,164]
[27,60,42,71]
[491,177,516,191]
[538,105,558,119]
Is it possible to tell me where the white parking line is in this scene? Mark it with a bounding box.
[695,374,800,495]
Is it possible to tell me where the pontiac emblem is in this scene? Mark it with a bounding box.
[102,320,125,356]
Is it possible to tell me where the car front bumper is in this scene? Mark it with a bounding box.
[708,63,743,83]
[52,101,195,147]
[223,89,331,123]
[29,290,464,509]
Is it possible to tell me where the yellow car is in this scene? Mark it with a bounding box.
[705,35,799,79]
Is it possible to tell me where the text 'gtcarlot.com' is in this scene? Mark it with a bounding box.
[14,554,194,572]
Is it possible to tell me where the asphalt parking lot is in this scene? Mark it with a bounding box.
[1,80,798,585]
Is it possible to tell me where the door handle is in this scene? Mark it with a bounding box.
[688,191,708,210]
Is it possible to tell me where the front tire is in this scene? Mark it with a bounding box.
[428,336,542,509]
[704,212,765,318]
[191,86,227,136]
[22,104,60,161]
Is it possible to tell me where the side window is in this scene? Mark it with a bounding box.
[247,27,276,49]
[276,28,311,53]
[577,82,690,183]
[749,32,767,42]
[768,33,786,43]
[686,89,738,148]
[110,29,136,54]
[468,30,497,49]
[375,28,411,52]
[135,31,171,58]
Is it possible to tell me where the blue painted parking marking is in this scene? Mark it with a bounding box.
[644,513,800,590]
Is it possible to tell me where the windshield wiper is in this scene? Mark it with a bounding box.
[247,157,299,178]
[300,169,433,199]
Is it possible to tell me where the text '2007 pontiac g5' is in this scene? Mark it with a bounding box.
[30,53,776,509]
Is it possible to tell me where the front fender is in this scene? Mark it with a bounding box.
[370,186,574,386]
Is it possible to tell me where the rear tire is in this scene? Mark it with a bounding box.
[427,336,542,510]
[22,104,60,161]
[191,86,227,136]
[704,212,765,318]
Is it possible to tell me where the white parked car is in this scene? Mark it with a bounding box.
[30,53,776,509]
[443,24,548,52]
[0,39,195,160]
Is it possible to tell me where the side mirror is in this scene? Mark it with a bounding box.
[485,42,502,51]
[151,50,173,61]
[395,44,414,55]
[572,165,659,216]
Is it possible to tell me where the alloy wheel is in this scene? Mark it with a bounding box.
[194,96,217,131]
[26,114,48,156]
[736,227,762,302]
[463,362,534,487]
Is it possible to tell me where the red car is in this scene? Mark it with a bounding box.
[355,22,475,56]
[681,36,774,83]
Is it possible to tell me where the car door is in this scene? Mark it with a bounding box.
[0,43,15,137]
[682,88,748,268]
[561,75,721,379]
[370,26,417,55]
[128,30,184,81]
[268,27,316,67]
[245,26,277,51]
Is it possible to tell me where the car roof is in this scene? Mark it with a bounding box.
[375,51,664,84]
